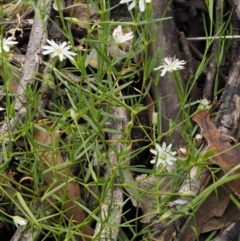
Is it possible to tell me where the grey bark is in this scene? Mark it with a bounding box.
[94,107,130,241]
[0,0,53,164]
[150,0,183,147]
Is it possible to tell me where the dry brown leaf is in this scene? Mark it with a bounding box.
[193,110,240,196]
[177,182,240,241]
[33,124,93,240]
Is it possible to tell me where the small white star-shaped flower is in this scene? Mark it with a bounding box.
[154,56,186,76]
[120,0,151,12]
[112,25,133,45]
[12,216,28,227]
[0,37,18,53]
[42,39,77,61]
[150,142,177,166]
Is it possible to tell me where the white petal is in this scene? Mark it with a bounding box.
[51,52,58,58]
[60,42,67,49]
[42,45,54,50]
[150,159,156,164]
[63,53,74,60]
[64,50,76,56]
[161,69,167,76]
[46,39,52,44]
[139,0,145,11]
[166,159,174,165]
[4,39,18,45]
[120,0,132,3]
[161,142,166,150]
[124,32,133,40]
[58,53,64,61]
[116,25,122,32]
[63,45,71,51]
[166,143,172,152]
[128,1,136,10]
[113,25,122,40]
[48,40,59,49]
[155,143,162,152]
[12,216,28,227]
[154,65,164,71]
[169,156,177,162]
[150,149,157,155]
[42,49,54,55]
[3,45,10,52]
[163,58,171,64]
[156,158,164,166]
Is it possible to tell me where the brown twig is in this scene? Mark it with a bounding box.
[0,0,53,164]
[203,0,221,100]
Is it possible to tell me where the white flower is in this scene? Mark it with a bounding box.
[197,99,211,110]
[120,0,151,12]
[0,37,18,53]
[154,56,186,76]
[42,39,77,61]
[70,109,79,122]
[139,0,151,12]
[112,25,133,44]
[12,216,28,227]
[150,142,177,166]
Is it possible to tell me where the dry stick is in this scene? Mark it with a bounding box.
[187,41,204,60]
[0,0,53,164]
[213,220,240,240]
[153,4,223,241]
[176,1,239,240]
[186,35,240,40]
[149,0,183,147]
[176,54,240,239]
[203,0,221,101]
[94,107,130,241]
[175,32,240,241]
[1,1,92,240]
[166,4,240,240]
[178,31,202,105]
[180,35,227,83]
[230,10,240,63]
[213,26,240,238]
[146,0,185,239]
[5,0,53,241]
[2,1,54,241]
[178,31,195,77]
[202,39,217,101]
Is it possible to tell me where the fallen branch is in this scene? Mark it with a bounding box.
[0,0,52,163]
[94,107,130,241]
